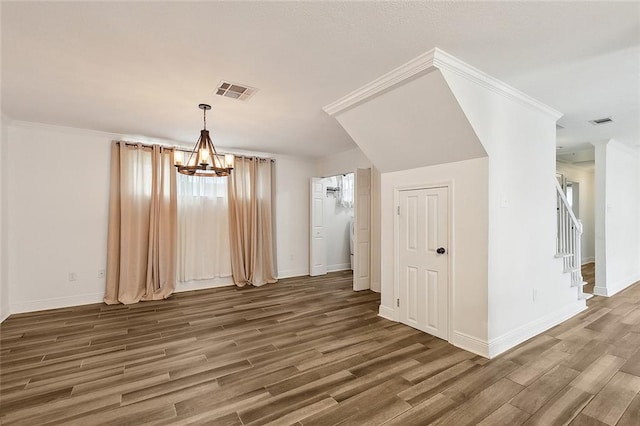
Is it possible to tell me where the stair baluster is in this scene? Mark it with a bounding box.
[556,181,584,298]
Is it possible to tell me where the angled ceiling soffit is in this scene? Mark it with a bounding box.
[324,48,562,120]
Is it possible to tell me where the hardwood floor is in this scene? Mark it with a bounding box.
[2,271,640,425]
[583,263,596,295]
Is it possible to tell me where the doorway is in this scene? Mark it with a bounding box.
[310,168,371,292]
[396,186,450,340]
[310,173,355,275]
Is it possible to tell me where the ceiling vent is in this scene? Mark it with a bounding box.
[589,117,614,125]
[215,81,257,101]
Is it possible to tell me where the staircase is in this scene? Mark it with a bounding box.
[555,181,590,300]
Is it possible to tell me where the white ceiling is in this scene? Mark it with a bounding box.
[2,2,639,158]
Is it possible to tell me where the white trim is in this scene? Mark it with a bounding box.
[432,49,562,119]
[556,161,596,174]
[594,273,640,297]
[450,331,490,358]
[487,301,587,358]
[593,285,609,297]
[1,309,10,323]
[176,277,234,293]
[605,139,639,155]
[277,268,309,279]
[393,181,453,342]
[323,49,438,116]
[582,258,595,266]
[327,263,352,273]
[10,292,104,315]
[9,119,191,147]
[378,305,395,321]
[7,120,275,158]
[323,47,561,120]
[590,139,640,156]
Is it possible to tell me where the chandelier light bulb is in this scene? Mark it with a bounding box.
[174,104,234,177]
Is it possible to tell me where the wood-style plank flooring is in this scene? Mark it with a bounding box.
[583,263,595,295]
[2,271,640,425]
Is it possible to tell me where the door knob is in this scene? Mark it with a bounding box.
[436,247,446,254]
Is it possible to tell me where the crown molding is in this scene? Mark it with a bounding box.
[555,160,595,173]
[8,119,192,147]
[591,138,640,154]
[323,47,562,120]
[323,48,439,116]
[6,119,294,160]
[432,49,562,120]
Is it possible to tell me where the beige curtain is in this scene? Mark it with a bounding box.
[228,157,277,287]
[105,142,177,304]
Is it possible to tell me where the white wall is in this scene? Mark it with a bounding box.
[330,62,583,357]
[593,142,607,294]
[0,114,9,322]
[332,71,486,174]
[0,5,8,323]
[380,158,490,346]
[555,162,596,263]
[442,68,585,355]
[273,155,315,278]
[315,147,382,292]
[315,147,375,176]
[7,123,111,313]
[593,140,640,296]
[5,121,314,314]
[329,58,583,357]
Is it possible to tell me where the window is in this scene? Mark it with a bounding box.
[176,174,231,282]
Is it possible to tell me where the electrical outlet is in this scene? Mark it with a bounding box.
[97,269,106,279]
[68,272,78,282]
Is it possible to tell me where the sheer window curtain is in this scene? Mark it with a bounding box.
[177,174,231,281]
[105,142,177,304]
[228,157,277,287]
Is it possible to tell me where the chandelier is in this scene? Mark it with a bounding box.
[174,104,234,177]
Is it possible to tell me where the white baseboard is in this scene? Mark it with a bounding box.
[10,292,104,315]
[277,268,309,279]
[327,263,351,273]
[593,285,608,297]
[487,301,587,358]
[594,273,640,297]
[1,305,10,323]
[378,305,395,321]
[377,302,586,360]
[450,331,490,358]
[176,277,234,293]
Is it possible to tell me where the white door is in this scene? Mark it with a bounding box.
[310,178,327,276]
[354,168,371,291]
[398,187,449,339]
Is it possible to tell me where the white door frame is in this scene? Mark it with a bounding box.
[309,177,327,276]
[309,170,371,290]
[393,181,454,341]
[354,168,371,291]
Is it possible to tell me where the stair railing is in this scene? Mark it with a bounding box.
[556,180,583,293]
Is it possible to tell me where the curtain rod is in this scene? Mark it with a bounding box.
[114,140,275,162]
